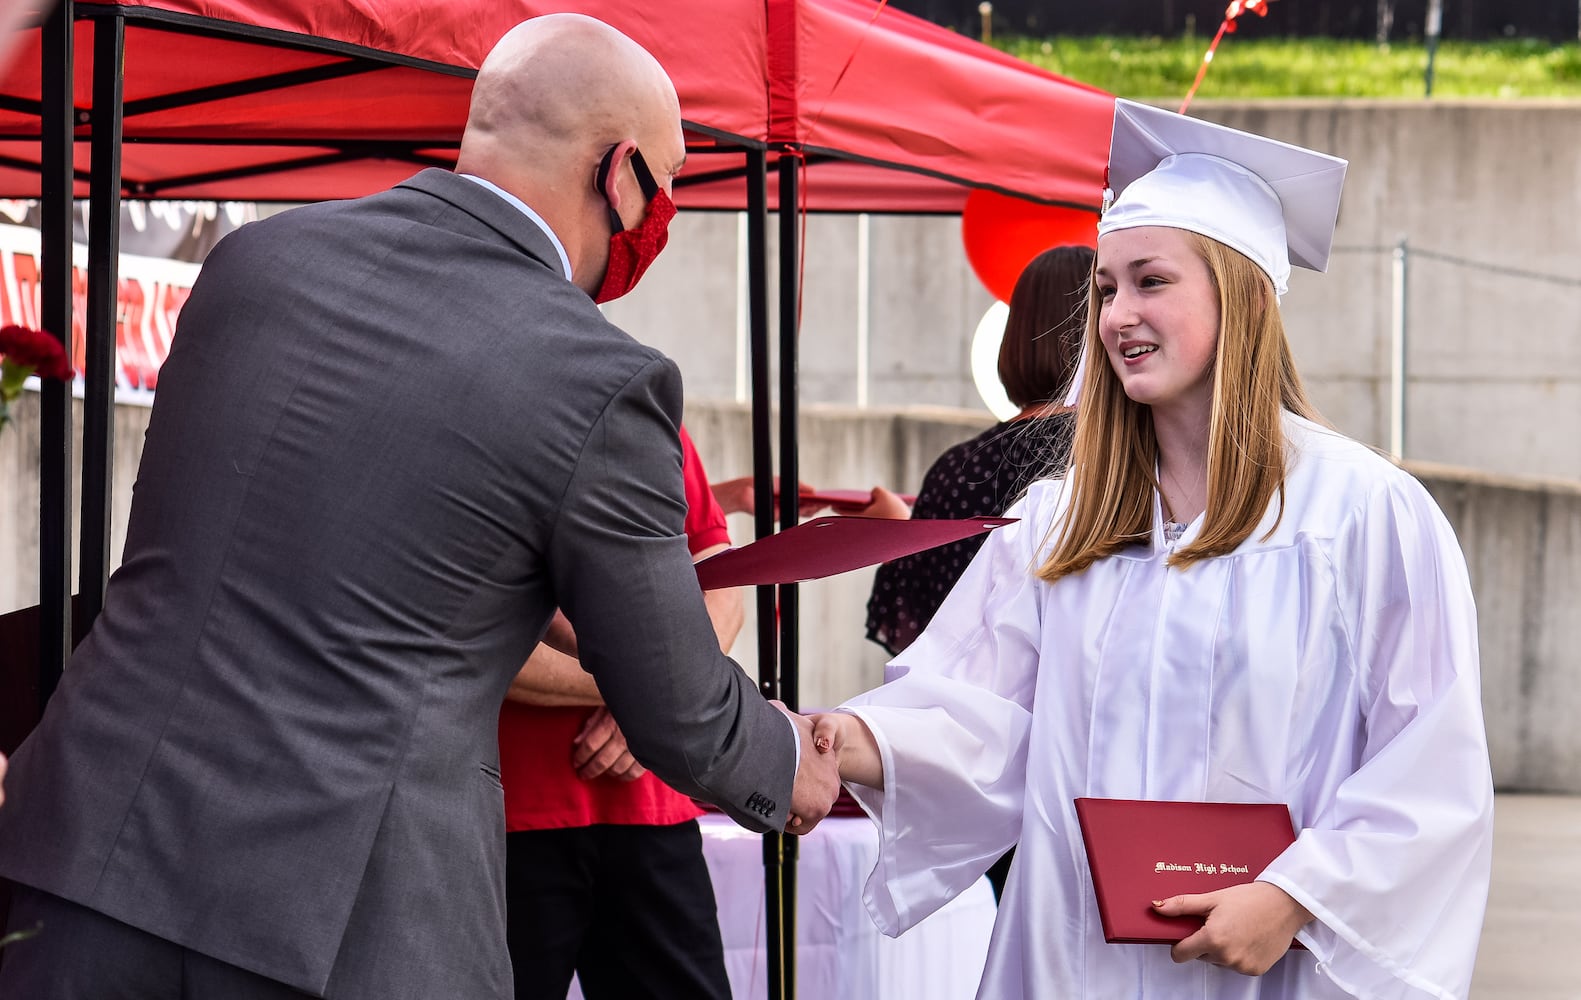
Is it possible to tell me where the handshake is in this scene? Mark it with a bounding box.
[775,703,882,835]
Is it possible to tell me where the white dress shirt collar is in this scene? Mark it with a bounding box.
[458,173,574,283]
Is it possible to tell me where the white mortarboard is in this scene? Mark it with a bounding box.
[1065,100,1347,405]
[1099,98,1348,296]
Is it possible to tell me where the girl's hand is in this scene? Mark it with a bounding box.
[1157,881,1313,976]
[808,711,884,789]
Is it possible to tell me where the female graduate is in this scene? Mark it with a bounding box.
[811,100,1494,999]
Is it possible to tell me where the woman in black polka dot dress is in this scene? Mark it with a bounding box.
[866,244,1094,659]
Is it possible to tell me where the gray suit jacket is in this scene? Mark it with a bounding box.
[0,169,796,998]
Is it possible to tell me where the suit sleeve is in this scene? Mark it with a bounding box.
[547,357,796,833]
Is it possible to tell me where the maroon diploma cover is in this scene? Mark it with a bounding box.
[693,515,1014,591]
[1074,797,1301,946]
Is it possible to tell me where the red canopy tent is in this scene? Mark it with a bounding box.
[1,0,1111,207]
[4,4,1112,994]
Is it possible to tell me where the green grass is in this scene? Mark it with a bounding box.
[996,36,1581,100]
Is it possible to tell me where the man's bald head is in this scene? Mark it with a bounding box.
[456,14,684,293]
[458,14,680,192]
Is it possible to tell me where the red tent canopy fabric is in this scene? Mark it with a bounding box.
[0,0,1113,211]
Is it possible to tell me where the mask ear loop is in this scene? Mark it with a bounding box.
[595,146,662,234]
[594,146,625,234]
[626,148,660,201]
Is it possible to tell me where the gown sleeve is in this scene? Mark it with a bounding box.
[1258,471,1495,1000]
[838,489,1051,936]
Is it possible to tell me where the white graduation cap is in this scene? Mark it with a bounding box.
[1065,100,1347,405]
[1099,98,1348,296]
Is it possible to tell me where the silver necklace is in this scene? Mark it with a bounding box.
[1157,461,1201,537]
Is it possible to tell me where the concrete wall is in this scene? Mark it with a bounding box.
[605,101,1581,482]
[5,395,1578,792]
[1416,461,1581,792]
[1199,101,1581,483]
[599,212,995,411]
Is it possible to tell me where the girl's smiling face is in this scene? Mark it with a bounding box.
[1094,226,1221,418]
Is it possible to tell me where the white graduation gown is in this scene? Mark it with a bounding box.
[841,413,1494,1000]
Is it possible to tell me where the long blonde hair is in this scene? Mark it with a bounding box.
[1038,232,1323,582]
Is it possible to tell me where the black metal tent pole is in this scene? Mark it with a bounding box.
[774,150,801,1000]
[80,12,126,625]
[38,0,76,707]
[743,146,790,1000]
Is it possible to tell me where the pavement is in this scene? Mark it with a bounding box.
[1471,794,1581,999]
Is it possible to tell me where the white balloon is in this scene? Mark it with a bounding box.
[970,300,1018,421]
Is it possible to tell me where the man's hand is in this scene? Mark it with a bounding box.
[1158,881,1313,975]
[571,707,647,782]
[774,702,840,834]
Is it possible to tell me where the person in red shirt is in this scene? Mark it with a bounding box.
[499,424,741,999]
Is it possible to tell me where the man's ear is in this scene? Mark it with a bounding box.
[597,139,638,215]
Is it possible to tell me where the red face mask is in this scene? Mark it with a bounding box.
[593,147,676,304]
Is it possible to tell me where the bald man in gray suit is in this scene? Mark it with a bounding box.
[0,15,838,1000]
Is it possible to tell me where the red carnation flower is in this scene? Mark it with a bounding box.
[0,324,74,381]
[1,324,75,434]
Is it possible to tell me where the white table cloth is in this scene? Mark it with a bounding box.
[571,813,996,999]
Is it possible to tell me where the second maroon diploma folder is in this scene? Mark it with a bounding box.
[1073,797,1300,946]
[693,515,1015,591]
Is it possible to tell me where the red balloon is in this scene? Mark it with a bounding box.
[962,189,1099,303]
